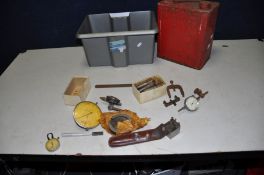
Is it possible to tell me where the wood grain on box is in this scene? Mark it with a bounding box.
[63,77,90,106]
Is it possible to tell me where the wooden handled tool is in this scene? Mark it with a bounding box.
[108,118,180,147]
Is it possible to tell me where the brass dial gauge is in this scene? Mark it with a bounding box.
[73,101,102,129]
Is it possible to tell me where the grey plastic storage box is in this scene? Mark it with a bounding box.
[76,11,158,67]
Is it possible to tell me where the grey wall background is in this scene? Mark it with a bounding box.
[0,0,263,75]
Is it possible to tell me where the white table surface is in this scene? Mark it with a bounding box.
[0,39,263,156]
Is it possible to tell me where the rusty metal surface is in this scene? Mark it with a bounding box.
[157,0,220,69]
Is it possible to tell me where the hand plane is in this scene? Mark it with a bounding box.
[108,117,180,147]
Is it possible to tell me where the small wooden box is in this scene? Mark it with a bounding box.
[63,77,91,106]
[132,75,166,104]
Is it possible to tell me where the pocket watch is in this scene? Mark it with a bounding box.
[178,95,199,112]
[73,101,102,129]
[45,133,60,152]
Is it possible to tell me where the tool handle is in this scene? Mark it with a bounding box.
[95,84,132,88]
[108,126,163,147]
[92,131,104,136]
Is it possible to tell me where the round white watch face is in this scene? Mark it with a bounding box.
[185,96,199,111]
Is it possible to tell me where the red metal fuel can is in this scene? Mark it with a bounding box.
[157,0,220,69]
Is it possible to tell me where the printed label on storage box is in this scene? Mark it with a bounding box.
[109,40,126,53]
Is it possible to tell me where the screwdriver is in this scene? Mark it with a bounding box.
[61,131,103,137]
